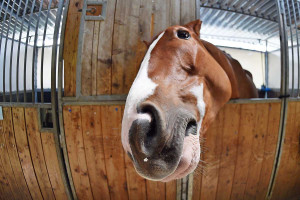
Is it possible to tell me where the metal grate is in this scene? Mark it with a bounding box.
[0,0,64,103]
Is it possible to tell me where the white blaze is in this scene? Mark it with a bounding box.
[121,32,165,154]
[190,83,206,134]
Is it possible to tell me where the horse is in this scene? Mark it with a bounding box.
[121,19,258,182]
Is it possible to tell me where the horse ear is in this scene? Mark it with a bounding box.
[184,19,202,36]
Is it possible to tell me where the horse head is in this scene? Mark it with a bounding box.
[121,20,234,181]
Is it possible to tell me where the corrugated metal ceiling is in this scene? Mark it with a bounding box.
[0,0,59,46]
[199,0,300,51]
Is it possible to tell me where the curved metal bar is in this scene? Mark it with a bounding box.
[297,1,300,97]
[41,0,54,103]
[32,0,45,103]
[16,0,30,102]
[23,0,37,102]
[9,1,22,102]
[285,0,294,96]
[52,0,75,199]
[3,0,17,102]
[1,0,12,102]
[0,0,6,101]
[267,1,289,199]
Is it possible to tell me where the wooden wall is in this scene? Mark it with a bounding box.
[62,105,177,200]
[192,102,282,200]
[62,0,197,97]
[0,107,68,200]
[63,0,83,97]
[271,101,300,200]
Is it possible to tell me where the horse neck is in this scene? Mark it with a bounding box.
[200,39,240,98]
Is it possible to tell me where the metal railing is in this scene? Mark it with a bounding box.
[0,0,73,199]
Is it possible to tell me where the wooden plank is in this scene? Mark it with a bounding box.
[139,0,152,42]
[200,107,225,200]
[41,132,68,200]
[166,180,177,200]
[271,102,295,199]
[0,119,14,200]
[146,180,166,200]
[283,102,300,199]
[12,107,43,200]
[63,0,83,96]
[101,105,129,200]
[124,151,147,200]
[256,103,281,200]
[81,21,95,96]
[271,102,300,200]
[170,0,180,26]
[25,108,55,200]
[192,170,202,200]
[152,0,170,36]
[0,109,23,200]
[122,104,147,200]
[96,0,116,95]
[63,106,94,200]
[112,0,141,94]
[215,104,240,200]
[243,104,269,200]
[180,0,196,25]
[230,104,256,200]
[80,106,110,199]
[2,107,32,200]
[291,101,300,198]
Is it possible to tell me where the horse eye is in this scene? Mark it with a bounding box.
[177,30,190,40]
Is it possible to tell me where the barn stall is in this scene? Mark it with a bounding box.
[0,0,299,200]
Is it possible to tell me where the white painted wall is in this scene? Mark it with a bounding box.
[37,46,53,89]
[268,47,299,90]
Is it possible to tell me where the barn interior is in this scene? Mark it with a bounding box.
[0,0,299,200]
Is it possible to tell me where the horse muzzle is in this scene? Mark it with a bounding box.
[126,102,198,180]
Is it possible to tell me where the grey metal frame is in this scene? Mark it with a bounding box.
[57,0,78,198]
[0,0,73,199]
[1,0,300,200]
[50,0,74,199]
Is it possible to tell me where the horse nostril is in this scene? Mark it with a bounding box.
[185,120,197,136]
[139,103,160,138]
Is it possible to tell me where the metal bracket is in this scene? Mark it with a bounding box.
[84,1,107,21]
[38,107,55,133]
[0,106,3,120]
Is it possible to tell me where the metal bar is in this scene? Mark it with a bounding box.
[0,2,31,31]
[16,0,30,102]
[58,0,79,196]
[297,1,300,97]
[0,102,52,108]
[267,1,289,198]
[52,0,74,199]
[249,0,268,13]
[24,0,37,102]
[286,0,294,96]
[9,0,22,102]
[32,0,45,103]
[265,50,269,98]
[1,0,12,102]
[41,0,53,103]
